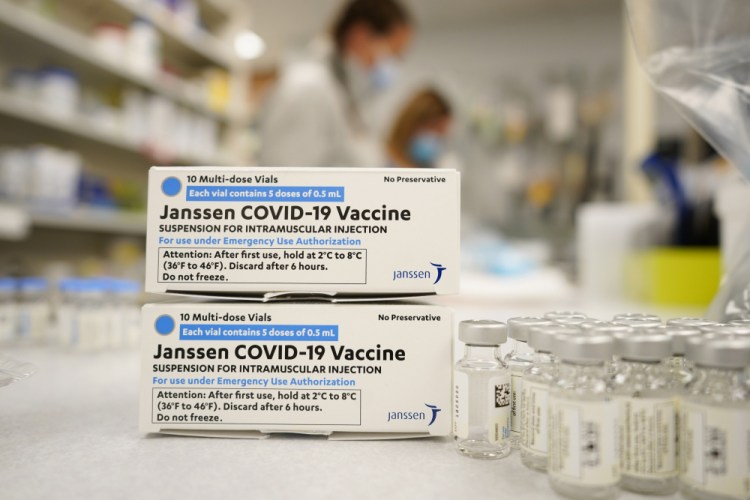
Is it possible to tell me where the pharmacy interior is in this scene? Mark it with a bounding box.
[1,1,749,499]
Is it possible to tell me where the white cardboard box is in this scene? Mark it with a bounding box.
[145,167,460,297]
[139,302,452,439]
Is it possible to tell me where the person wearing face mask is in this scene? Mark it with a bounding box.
[258,0,413,167]
[387,88,455,169]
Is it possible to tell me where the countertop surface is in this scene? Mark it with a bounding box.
[2,291,694,500]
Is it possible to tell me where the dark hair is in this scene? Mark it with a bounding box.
[388,88,452,166]
[331,0,412,50]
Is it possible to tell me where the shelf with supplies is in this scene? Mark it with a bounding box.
[29,206,146,235]
[105,0,236,69]
[0,91,235,166]
[0,204,146,239]
[0,0,234,123]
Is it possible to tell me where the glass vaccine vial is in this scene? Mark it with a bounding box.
[0,277,17,344]
[76,279,108,352]
[520,324,577,471]
[589,323,634,377]
[656,325,701,386]
[548,333,620,500]
[699,326,750,386]
[454,320,512,459]
[612,332,679,495]
[17,277,49,344]
[111,279,141,348]
[56,278,79,347]
[680,337,750,500]
[506,316,551,448]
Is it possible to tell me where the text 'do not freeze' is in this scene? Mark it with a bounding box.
[152,388,361,426]
[158,247,367,285]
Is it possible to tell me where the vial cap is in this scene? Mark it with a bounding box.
[613,313,661,322]
[507,316,552,342]
[544,310,587,321]
[613,316,662,329]
[698,324,750,337]
[553,316,590,327]
[552,333,614,363]
[667,317,716,328]
[646,325,702,355]
[580,320,616,331]
[587,324,634,337]
[529,325,580,353]
[614,332,672,361]
[686,336,750,368]
[459,320,507,346]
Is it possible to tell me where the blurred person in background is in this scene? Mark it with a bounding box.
[259,0,413,167]
[387,87,457,169]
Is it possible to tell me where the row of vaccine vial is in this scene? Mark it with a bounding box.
[453,312,750,500]
[0,276,140,350]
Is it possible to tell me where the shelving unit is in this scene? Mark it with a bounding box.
[109,0,235,69]
[0,204,145,240]
[0,0,249,258]
[0,0,232,122]
[0,91,137,151]
[0,91,232,166]
[29,206,146,235]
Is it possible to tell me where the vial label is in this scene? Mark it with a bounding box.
[56,305,74,346]
[487,374,511,444]
[18,303,48,342]
[681,402,750,498]
[618,396,677,478]
[453,370,469,439]
[521,379,549,457]
[511,372,522,434]
[549,396,620,486]
[0,303,16,342]
[78,310,110,351]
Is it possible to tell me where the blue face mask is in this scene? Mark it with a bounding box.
[369,56,399,91]
[409,133,443,167]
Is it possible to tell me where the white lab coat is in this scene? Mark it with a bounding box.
[259,51,384,168]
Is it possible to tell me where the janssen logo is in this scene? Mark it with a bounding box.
[387,404,441,426]
[392,262,447,284]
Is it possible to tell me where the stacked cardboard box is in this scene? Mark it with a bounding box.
[139,167,460,438]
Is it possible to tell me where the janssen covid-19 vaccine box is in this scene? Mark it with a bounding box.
[145,167,460,297]
[139,302,452,438]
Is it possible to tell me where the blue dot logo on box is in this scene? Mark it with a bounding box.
[161,177,181,196]
[155,315,175,335]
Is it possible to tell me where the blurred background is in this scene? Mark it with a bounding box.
[0,0,742,349]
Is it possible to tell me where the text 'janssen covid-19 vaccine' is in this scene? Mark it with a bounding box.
[145,167,460,297]
[139,302,452,438]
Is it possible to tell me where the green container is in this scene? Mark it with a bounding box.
[625,248,721,306]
